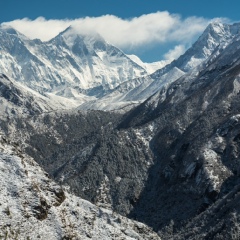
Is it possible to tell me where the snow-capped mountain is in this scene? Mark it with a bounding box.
[79,22,240,111]
[2,22,239,112]
[0,25,149,101]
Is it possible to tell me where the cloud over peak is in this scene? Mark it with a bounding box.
[1,12,227,60]
[164,45,186,61]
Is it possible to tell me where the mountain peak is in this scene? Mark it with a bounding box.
[58,25,106,48]
[177,21,240,69]
[0,24,30,42]
[0,25,18,34]
[207,21,225,29]
[203,21,240,40]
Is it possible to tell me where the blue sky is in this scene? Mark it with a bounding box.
[1,0,239,62]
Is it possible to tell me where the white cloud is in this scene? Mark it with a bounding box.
[2,13,212,45]
[163,45,186,61]
[1,13,228,60]
[1,17,71,41]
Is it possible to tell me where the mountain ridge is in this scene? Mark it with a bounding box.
[77,21,240,111]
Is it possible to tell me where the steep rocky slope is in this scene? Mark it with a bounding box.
[1,109,153,218]
[0,135,160,240]
[121,31,240,234]
[173,184,240,239]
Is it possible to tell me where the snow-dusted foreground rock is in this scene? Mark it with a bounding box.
[0,140,160,240]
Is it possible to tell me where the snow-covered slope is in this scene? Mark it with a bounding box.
[0,137,160,240]
[78,22,240,111]
[127,54,170,74]
[0,73,85,119]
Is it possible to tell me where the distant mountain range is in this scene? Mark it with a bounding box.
[1,22,239,112]
[0,25,168,110]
